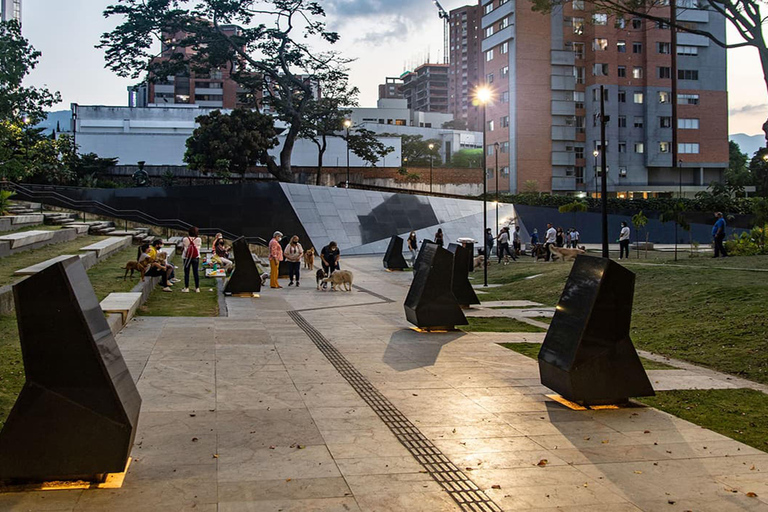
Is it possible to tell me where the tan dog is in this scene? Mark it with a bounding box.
[304,247,315,270]
[122,260,147,280]
[322,270,353,291]
[473,255,492,269]
[549,245,586,262]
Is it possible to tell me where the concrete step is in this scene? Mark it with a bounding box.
[80,236,132,259]
[0,230,55,249]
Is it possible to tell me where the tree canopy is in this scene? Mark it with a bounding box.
[99,0,351,182]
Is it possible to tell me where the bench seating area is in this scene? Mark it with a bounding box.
[0,230,55,249]
[80,236,132,258]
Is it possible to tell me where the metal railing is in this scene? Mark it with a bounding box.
[2,181,267,246]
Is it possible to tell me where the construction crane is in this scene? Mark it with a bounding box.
[432,0,450,64]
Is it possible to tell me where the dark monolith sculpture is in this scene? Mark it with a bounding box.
[224,237,261,294]
[447,243,480,307]
[383,236,409,270]
[538,255,654,405]
[404,244,467,330]
[0,256,141,482]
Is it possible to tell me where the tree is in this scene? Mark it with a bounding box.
[631,210,649,258]
[0,20,61,125]
[723,141,753,196]
[749,147,768,196]
[531,0,768,141]
[451,148,482,168]
[660,201,690,261]
[346,128,394,168]
[184,109,278,181]
[442,119,467,130]
[99,0,349,183]
[382,134,442,166]
[558,200,588,213]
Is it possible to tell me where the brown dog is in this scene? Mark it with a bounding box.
[123,260,147,280]
[549,245,586,262]
[304,247,315,270]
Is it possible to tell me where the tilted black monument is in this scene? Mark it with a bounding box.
[224,237,261,295]
[0,256,141,482]
[538,255,654,405]
[383,236,409,270]
[404,244,468,330]
[412,239,436,278]
[447,243,480,307]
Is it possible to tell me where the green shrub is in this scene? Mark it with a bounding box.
[726,227,767,256]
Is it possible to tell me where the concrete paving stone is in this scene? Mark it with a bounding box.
[136,361,216,412]
[353,490,461,512]
[215,409,325,448]
[215,384,306,411]
[217,445,341,482]
[335,456,425,477]
[344,473,442,495]
[132,430,218,466]
[217,477,352,503]
[0,489,83,511]
[215,330,274,345]
[323,430,412,459]
[631,497,766,512]
[148,348,216,362]
[218,497,361,512]
[484,481,632,510]
[432,436,546,456]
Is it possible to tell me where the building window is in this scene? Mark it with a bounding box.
[499,16,510,30]
[679,143,700,153]
[501,116,510,127]
[678,69,699,80]
[487,144,494,156]
[500,166,510,177]
[658,66,671,79]
[592,88,609,101]
[485,26,494,38]
[487,168,494,179]
[484,2,494,14]
[634,142,645,153]
[574,91,585,109]
[634,116,644,128]
[634,92,644,103]
[632,67,643,79]
[501,42,509,54]
[659,142,670,153]
[574,66,585,84]
[593,63,609,76]
[487,120,495,131]
[486,49,494,61]
[678,45,699,56]
[573,0,584,9]
[656,20,670,29]
[576,116,585,133]
[593,13,608,25]
[593,38,609,51]
[679,118,700,129]
[500,142,510,153]
[573,17,584,34]
[618,141,627,153]
[660,116,672,128]
[575,145,585,159]
[678,93,700,105]
[617,66,626,78]
[573,42,585,59]
[617,40,626,53]
[657,42,671,54]
[487,73,494,83]
[619,166,628,177]
[615,17,626,29]
[631,18,642,29]
[633,42,643,53]
[618,90,627,102]
[501,66,509,77]
[618,115,627,127]
[659,91,670,103]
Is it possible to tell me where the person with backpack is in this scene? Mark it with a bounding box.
[181,226,202,293]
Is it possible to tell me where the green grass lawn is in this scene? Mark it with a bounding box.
[86,245,143,301]
[462,317,547,333]
[0,315,22,431]
[531,316,552,324]
[482,255,768,385]
[637,389,768,453]
[0,234,108,287]
[138,258,219,317]
[498,342,677,370]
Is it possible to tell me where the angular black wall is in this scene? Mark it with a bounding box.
[404,244,467,330]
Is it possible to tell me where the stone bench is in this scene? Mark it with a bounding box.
[10,214,44,225]
[14,254,86,276]
[62,223,91,235]
[0,230,55,249]
[100,292,143,324]
[80,236,132,259]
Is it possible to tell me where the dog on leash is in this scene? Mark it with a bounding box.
[122,260,147,280]
[260,272,270,287]
[304,248,315,270]
[316,269,327,290]
[549,245,586,262]
[322,270,354,291]
[473,255,491,269]
[532,244,549,262]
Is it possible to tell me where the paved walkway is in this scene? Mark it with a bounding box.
[3,256,768,511]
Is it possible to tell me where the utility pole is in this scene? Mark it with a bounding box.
[671,0,680,261]
[600,85,609,258]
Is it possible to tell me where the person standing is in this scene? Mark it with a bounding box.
[618,221,631,260]
[512,225,521,255]
[571,228,580,248]
[321,241,341,276]
[484,228,495,259]
[434,228,444,248]
[496,227,516,262]
[544,223,556,261]
[556,227,564,247]
[712,212,728,258]
[269,231,284,289]
[530,228,539,258]
[181,226,202,293]
[407,231,418,265]
[284,235,304,287]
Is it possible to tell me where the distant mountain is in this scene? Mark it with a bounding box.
[729,133,765,159]
[35,110,71,134]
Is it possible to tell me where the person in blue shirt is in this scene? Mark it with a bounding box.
[712,212,727,258]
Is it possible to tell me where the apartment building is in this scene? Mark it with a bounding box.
[1,0,21,23]
[481,0,728,196]
[448,4,483,131]
[401,64,450,113]
[378,77,404,100]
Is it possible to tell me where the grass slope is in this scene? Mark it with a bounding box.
[138,257,219,317]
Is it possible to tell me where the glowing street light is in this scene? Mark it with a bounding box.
[474,86,493,288]
[343,119,352,188]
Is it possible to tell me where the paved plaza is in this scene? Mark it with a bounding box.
[2,255,768,511]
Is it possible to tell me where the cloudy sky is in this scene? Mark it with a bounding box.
[22,0,768,135]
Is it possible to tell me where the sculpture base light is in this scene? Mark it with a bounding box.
[224,238,261,295]
[383,236,409,270]
[404,244,468,330]
[447,243,480,307]
[0,256,141,483]
[538,255,654,405]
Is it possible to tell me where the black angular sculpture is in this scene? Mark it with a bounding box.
[0,256,141,482]
[224,237,261,294]
[412,239,437,278]
[404,244,468,330]
[383,236,409,270]
[447,243,480,307]
[538,255,654,405]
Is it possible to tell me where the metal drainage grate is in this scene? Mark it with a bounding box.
[288,310,503,512]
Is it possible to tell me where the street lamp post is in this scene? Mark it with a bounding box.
[428,143,435,194]
[592,149,599,197]
[343,119,352,188]
[494,141,500,235]
[476,86,492,288]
